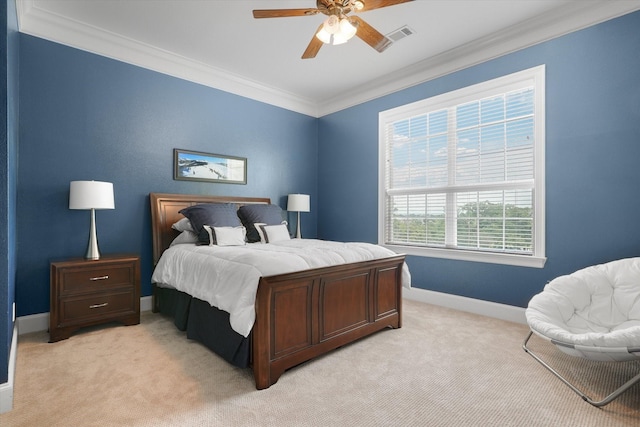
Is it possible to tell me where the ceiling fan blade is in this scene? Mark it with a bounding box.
[358,0,414,12]
[302,24,325,59]
[253,9,319,19]
[351,16,392,52]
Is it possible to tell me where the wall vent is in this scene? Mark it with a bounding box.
[386,25,415,43]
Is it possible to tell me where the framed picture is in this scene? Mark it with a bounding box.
[174,149,247,185]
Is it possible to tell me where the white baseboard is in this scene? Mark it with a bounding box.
[404,287,527,325]
[0,324,17,414]
[16,296,153,335]
[140,295,152,312]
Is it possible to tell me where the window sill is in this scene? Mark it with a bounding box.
[383,244,547,268]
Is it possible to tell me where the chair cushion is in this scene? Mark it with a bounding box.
[526,257,640,348]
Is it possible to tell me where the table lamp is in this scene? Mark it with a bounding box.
[69,180,115,260]
[287,194,310,239]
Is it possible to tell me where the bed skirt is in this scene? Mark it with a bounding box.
[153,286,251,368]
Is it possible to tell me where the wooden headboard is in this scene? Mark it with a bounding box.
[149,193,271,265]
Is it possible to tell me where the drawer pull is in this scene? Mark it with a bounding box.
[89,302,109,309]
[89,275,109,281]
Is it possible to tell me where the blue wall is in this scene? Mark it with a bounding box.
[0,0,18,386]
[10,8,640,322]
[16,35,318,317]
[318,10,640,308]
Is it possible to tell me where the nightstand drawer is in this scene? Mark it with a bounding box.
[58,290,136,325]
[60,265,134,294]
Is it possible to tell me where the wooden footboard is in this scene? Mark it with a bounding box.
[252,254,404,389]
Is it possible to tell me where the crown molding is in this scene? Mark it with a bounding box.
[16,0,640,118]
[316,0,640,116]
[16,0,320,117]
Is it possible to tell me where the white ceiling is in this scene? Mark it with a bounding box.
[16,0,640,117]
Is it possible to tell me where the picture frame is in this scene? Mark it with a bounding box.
[174,149,247,185]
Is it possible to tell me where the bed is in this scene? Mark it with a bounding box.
[149,192,407,389]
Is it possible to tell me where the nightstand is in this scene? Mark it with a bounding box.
[49,254,140,342]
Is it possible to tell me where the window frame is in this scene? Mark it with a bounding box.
[378,65,546,268]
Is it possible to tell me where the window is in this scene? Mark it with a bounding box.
[378,66,546,268]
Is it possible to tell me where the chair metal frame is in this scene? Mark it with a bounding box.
[523,330,640,407]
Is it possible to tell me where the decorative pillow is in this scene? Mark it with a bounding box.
[253,222,267,243]
[203,225,246,246]
[259,224,291,243]
[179,203,241,245]
[171,217,194,233]
[169,230,199,246]
[237,204,286,243]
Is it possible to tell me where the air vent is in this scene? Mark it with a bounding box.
[386,25,415,43]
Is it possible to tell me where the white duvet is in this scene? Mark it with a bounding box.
[151,239,411,337]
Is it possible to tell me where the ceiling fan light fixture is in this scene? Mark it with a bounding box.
[317,17,357,45]
[323,14,340,34]
[317,14,356,45]
[339,17,357,39]
[316,27,332,44]
[332,18,357,45]
[332,32,349,45]
[253,0,411,58]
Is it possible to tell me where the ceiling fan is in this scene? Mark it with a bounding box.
[253,0,414,59]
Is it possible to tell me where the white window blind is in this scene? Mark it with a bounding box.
[378,66,546,268]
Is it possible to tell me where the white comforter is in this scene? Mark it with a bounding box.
[151,239,411,337]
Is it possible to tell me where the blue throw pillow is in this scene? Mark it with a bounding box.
[179,203,241,245]
[237,204,285,243]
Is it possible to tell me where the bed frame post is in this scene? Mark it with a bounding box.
[252,277,274,390]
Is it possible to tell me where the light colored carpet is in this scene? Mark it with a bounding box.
[2,299,639,426]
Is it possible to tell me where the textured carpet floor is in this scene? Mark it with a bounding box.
[2,299,639,426]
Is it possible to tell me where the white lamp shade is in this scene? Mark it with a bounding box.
[339,18,357,40]
[332,31,349,45]
[69,181,115,210]
[323,15,340,34]
[315,27,332,44]
[316,17,357,45]
[287,194,310,212]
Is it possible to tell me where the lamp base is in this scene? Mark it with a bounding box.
[85,208,101,260]
[295,211,302,239]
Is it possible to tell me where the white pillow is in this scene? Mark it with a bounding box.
[170,230,199,246]
[253,223,267,243]
[254,221,288,243]
[259,224,291,243]
[203,225,246,246]
[171,217,194,233]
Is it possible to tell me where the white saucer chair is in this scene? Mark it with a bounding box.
[523,257,640,407]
